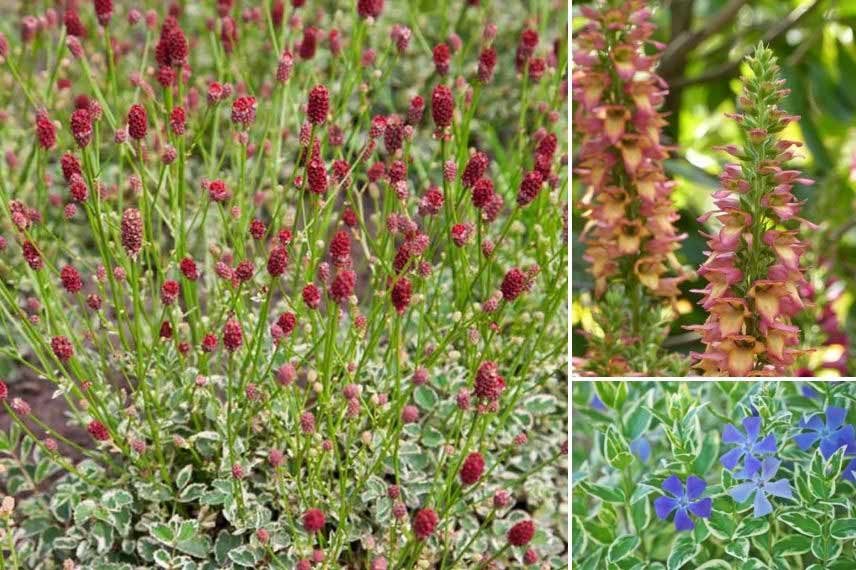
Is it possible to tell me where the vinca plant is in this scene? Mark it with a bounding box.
[0,0,569,568]
[572,381,856,569]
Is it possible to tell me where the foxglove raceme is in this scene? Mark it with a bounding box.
[574,1,686,300]
[688,44,814,376]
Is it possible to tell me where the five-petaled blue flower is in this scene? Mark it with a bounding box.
[728,456,793,517]
[794,407,855,459]
[720,416,777,471]
[654,475,712,532]
[590,395,607,412]
[630,437,650,463]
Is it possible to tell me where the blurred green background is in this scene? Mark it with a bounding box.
[572,0,856,375]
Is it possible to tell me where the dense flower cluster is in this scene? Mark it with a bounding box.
[573,1,687,300]
[688,45,814,376]
[0,1,567,568]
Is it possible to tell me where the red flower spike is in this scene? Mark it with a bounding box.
[88,420,110,441]
[412,508,438,540]
[431,85,454,130]
[127,104,148,140]
[307,85,329,125]
[507,520,535,547]
[459,452,485,485]
[303,508,325,532]
[121,208,143,258]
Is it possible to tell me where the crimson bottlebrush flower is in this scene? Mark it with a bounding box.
[267,246,288,276]
[207,179,231,202]
[574,3,687,306]
[501,267,528,301]
[459,452,485,485]
[159,321,173,339]
[688,45,814,376]
[160,280,180,304]
[329,231,351,267]
[277,50,294,83]
[94,0,113,26]
[357,0,384,19]
[268,448,284,467]
[433,43,451,75]
[474,361,504,402]
[231,463,244,479]
[156,19,188,67]
[462,151,489,188]
[65,8,87,37]
[60,265,83,293]
[431,85,454,130]
[0,381,7,402]
[472,178,494,209]
[299,26,318,59]
[51,336,74,361]
[419,186,444,216]
[22,240,44,270]
[401,404,420,423]
[303,283,321,309]
[516,28,538,72]
[35,111,56,150]
[300,411,316,433]
[235,260,254,282]
[277,312,296,336]
[384,116,405,154]
[412,508,438,540]
[220,16,238,54]
[250,219,266,240]
[121,208,143,258]
[478,46,497,83]
[170,106,186,135]
[307,159,328,195]
[342,208,358,227]
[516,171,543,206]
[408,95,425,125]
[127,105,147,142]
[180,257,199,281]
[307,85,329,125]
[223,318,243,351]
[61,153,82,182]
[201,333,218,352]
[390,24,411,53]
[231,96,257,128]
[451,223,474,247]
[391,278,412,314]
[86,294,102,310]
[88,420,110,441]
[70,109,93,148]
[507,519,535,546]
[303,508,325,532]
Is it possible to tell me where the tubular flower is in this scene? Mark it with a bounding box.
[689,44,815,376]
[573,2,686,300]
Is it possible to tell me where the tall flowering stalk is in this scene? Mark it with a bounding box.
[573,0,687,374]
[689,44,815,376]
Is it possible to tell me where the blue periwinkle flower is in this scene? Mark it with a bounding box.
[590,395,607,412]
[654,475,712,532]
[630,437,650,463]
[720,416,777,471]
[794,406,854,459]
[728,456,793,517]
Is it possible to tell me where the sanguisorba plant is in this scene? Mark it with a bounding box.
[573,0,689,376]
[688,44,815,377]
[0,1,568,568]
[572,381,856,570]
